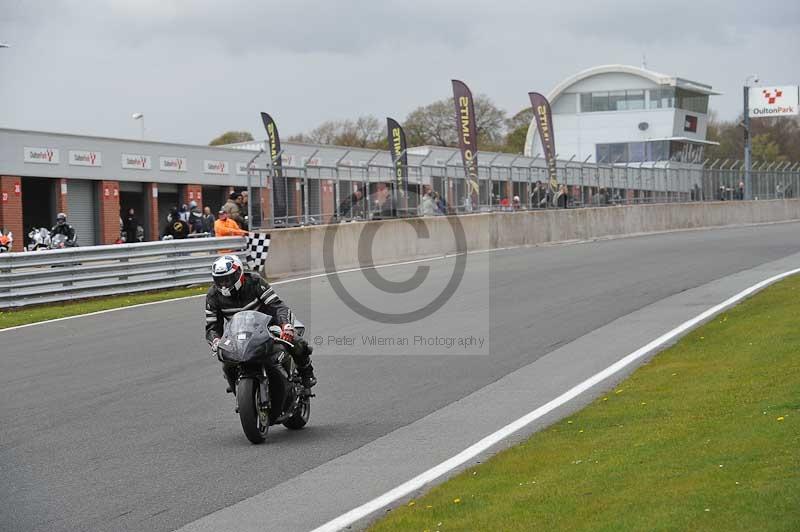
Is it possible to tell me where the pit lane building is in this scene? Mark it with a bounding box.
[0,65,718,247]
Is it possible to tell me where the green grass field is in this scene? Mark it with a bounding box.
[0,285,208,329]
[370,276,800,532]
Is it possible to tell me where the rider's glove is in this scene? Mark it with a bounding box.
[210,337,221,357]
[280,323,295,342]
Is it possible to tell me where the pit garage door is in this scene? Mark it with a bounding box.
[68,179,97,246]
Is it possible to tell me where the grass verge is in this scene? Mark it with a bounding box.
[0,285,208,329]
[370,275,800,532]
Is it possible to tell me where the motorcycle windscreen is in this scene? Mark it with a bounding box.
[219,310,274,363]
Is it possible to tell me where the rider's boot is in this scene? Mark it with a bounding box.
[292,340,317,389]
[298,362,317,389]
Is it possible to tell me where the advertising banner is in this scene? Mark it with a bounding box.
[24,147,60,164]
[749,85,799,118]
[236,162,252,176]
[160,156,187,172]
[529,92,558,194]
[121,153,152,170]
[69,150,102,167]
[260,112,283,176]
[452,79,480,207]
[204,160,229,174]
[260,112,285,222]
[387,117,408,212]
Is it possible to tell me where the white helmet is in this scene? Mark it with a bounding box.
[211,254,245,296]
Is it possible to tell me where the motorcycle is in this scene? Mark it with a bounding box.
[0,231,12,252]
[217,311,312,444]
[27,228,51,251]
[49,233,69,249]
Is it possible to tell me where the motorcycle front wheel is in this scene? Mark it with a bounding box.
[237,378,269,444]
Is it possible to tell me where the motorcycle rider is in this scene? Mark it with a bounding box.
[50,213,77,246]
[205,254,317,390]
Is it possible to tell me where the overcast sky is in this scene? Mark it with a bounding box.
[1,0,798,145]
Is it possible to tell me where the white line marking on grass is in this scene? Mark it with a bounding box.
[310,266,800,532]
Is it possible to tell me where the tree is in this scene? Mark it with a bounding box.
[751,133,787,163]
[287,116,385,148]
[503,107,534,154]
[706,114,800,163]
[208,131,254,146]
[403,94,507,147]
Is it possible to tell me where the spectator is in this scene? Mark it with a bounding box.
[531,181,548,208]
[512,195,521,210]
[123,208,138,244]
[592,187,608,206]
[776,183,784,199]
[432,191,446,215]
[499,197,510,210]
[338,187,365,220]
[222,192,246,228]
[188,200,203,233]
[214,209,248,237]
[555,184,569,208]
[179,204,190,222]
[201,206,216,235]
[162,208,190,239]
[419,186,435,216]
[373,183,394,218]
[736,181,745,200]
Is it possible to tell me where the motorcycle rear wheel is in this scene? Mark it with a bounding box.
[237,378,269,444]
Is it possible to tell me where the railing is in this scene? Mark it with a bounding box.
[245,158,800,228]
[0,237,247,308]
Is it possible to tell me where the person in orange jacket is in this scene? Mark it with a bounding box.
[214,209,248,237]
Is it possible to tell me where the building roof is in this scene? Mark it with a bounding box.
[546,64,722,102]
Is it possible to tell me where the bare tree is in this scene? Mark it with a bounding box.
[288,116,384,148]
[404,95,507,147]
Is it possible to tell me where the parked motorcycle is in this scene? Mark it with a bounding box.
[49,233,69,249]
[117,225,145,244]
[27,228,51,251]
[216,311,312,444]
[0,231,12,252]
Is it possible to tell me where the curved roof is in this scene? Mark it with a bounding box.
[545,64,670,102]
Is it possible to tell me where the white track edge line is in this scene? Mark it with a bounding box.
[310,266,800,532]
[3,219,796,334]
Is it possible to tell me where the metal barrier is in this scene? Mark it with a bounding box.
[246,157,800,228]
[0,237,247,308]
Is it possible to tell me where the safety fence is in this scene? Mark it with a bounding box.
[0,236,246,308]
[245,157,800,228]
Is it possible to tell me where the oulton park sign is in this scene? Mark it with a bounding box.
[749,85,799,118]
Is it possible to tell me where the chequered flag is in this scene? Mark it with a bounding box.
[245,232,270,271]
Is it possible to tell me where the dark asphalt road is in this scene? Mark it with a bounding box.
[1,223,799,532]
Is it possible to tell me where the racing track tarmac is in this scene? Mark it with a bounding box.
[1,222,800,532]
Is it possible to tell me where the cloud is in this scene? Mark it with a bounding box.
[0,0,797,143]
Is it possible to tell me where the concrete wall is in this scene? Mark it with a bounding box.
[264,199,800,279]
